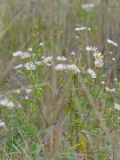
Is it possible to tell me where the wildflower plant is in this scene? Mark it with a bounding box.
[0,1,120,159]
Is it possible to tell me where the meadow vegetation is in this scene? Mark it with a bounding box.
[0,0,120,159]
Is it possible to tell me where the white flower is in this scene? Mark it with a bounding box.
[56,56,67,62]
[107,39,118,47]
[26,88,32,94]
[55,64,80,73]
[75,27,81,31]
[81,3,95,10]
[0,98,15,109]
[42,56,53,66]
[21,52,31,59]
[112,57,116,61]
[0,120,6,128]
[101,81,105,85]
[75,27,91,31]
[15,89,21,94]
[95,59,104,68]
[93,51,103,60]
[86,46,97,52]
[27,48,32,52]
[75,35,79,39]
[71,51,76,56]
[25,96,29,100]
[114,104,120,111]
[105,87,115,92]
[13,51,31,59]
[24,62,36,70]
[66,64,80,73]
[114,78,117,82]
[13,51,24,57]
[39,42,44,46]
[55,64,67,71]
[14,64,23,70]
[88,68,96,79]
[35,61,42,65]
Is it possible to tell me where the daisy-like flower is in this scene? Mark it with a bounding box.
[42,56,53,66]
[55,64,67,71]
[26,88,32,94]
[112,57,116,61]
[95,59,104,68]
[86,46,97,52]
[71,51,76,56]
[24,62,36,70]
[21,52,31,59]
[114,104,120,111]
[13,51,31,59]
[88,68,96,79]
[13,51,24,57]
[107,39,118,47]
[101,81,105,85]
[27,48,32,52]
[14,64,23,70]
[75,35,79,39]
[35,61,42,65]
[66,64,80,73]
[114,78,117,82]
[0,98,15,109]
[0,120,6,128]
[93,51,103,60]
[105,87,115,92]
[56,56,67,62]
[15,89,21,94]
[81,3,95,10]
[75,27,91,31]
[39,42,44,46]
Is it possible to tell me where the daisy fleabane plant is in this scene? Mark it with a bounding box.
[107,39,118,47]
[86,46,97,52]
[24,62,36,70]
[93,51,104,68]
[55,64,80,73]
[0,120,6,128]
[0,98,14,109]
[56,56,67,62]
[13,51,31,59]
[114,104,120,111]
[93,51,103,60]
[88,68,96,79]
[95,59,104,68]
[75,27,91,31]
[55,64,67,71]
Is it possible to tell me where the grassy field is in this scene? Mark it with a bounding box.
[0,0,120,159]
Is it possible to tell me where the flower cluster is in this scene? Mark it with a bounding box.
[24,62,36,71]
[87,68,96,79]
[13,51,31,59]
[14,64,23,70]
[105,87,115,92]
[42,56,53,66]
[93,51,104,68]
[55,64,66,71]
[0,120,6,128]
[56,56,67,62]
[86,46,97,52]
[114,104,120,111]
[107,39,118,47]
[55,64,80,73]
[0,98,14,109]
[81,3,96,10]
[75,27,91,31]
